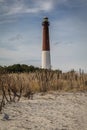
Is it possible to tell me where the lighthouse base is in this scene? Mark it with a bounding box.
[42,51,51,69]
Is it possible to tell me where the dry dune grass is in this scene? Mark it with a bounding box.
[0,70,87,95]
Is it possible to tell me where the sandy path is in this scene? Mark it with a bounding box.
[0,92,87,130]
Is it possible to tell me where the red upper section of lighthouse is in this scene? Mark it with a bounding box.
[42,17,50,51]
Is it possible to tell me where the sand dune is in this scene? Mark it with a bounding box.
[0,92,87,130]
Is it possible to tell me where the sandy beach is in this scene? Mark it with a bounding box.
[0,92,87,130]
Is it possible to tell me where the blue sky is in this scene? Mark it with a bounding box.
[0,0,87,72]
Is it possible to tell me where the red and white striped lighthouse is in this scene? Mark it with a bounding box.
[42,17,51,69]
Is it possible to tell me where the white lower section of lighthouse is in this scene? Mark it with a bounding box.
[42,51,51,69]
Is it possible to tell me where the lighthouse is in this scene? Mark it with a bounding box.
[42,17,51,69]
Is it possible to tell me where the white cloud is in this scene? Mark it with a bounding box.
[0,0,87,16]
[36,0,54,12]
[0,0,54,16]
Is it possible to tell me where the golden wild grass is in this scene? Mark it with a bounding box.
[0,70,87,94]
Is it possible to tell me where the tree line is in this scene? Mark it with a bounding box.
[0,64,40,73]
